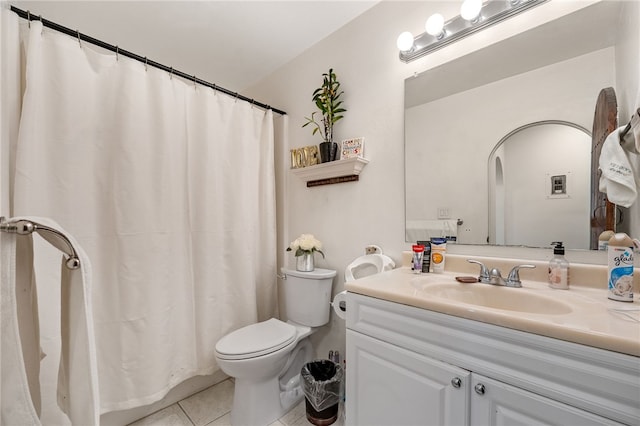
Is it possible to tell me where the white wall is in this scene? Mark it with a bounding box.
[615,0,640,238]
[247,0,639,359]
[502,124,591,249]
[247,1,418,359]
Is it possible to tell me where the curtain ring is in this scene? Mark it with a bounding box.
[193,75,197,89]
[144,57,148,71]
[250,99,255,108]
[77,30,82,48]
[27,10,31,28]
[115,46,119,61]
[234,93,239,103]
[212,84,217,95]
[39,15,43,34]
[169,66,173,79]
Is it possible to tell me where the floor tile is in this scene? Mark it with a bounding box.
[286,402,345,426]
[127,404,193,426]
[179,379,234,426]
[280,415,311,426]
[205,412,231,426]
[278,400,307,426]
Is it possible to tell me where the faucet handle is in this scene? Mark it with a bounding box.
[467,259,489,282]
[489,268,503,278]
[506,264,536,287]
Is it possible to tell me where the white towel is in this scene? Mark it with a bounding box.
[1,226,42,425]
[598,126,638,208]
[1,217,100,425]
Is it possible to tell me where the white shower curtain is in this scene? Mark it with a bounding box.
[10,17,279,414]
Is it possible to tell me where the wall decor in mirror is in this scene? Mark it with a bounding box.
[404,1,639,250]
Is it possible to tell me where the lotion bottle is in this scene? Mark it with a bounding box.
[548,241,570,289]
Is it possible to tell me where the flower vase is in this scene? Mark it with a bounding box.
[296,252,315,272]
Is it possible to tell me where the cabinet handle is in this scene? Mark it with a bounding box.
[451,377,462,388]
[474,383,486,395]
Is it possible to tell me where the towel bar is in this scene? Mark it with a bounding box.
[0,217,80,269]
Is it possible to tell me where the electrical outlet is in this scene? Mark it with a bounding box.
[365,245,381,255]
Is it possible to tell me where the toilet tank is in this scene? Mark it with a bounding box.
[281,268,336,327]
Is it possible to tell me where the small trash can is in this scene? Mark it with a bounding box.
[301,359,343,426]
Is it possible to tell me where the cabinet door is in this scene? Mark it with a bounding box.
[471,374,624,426]
[346,330,470,426]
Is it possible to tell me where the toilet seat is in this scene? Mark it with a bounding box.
[345,253,395,282]
[215,318,296,360]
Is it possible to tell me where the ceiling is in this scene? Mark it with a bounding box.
[10,1,379,91]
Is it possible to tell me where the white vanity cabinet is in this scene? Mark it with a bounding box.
[345,293,639,426]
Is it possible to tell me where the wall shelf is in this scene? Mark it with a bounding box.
[290,157,369,187]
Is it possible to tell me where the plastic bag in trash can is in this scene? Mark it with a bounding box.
[301,359,344,412]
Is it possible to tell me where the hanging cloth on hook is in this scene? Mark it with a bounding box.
[598,126,639,208]
[1,216,100,425]
[630,109,640,153]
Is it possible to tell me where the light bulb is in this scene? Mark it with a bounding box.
[425,14,445,38]
[396,31,414,52]
[460,0,483,21]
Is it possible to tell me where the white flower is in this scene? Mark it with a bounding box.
[287,234,325,258]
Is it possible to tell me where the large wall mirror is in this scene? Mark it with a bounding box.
[404,1,625,250]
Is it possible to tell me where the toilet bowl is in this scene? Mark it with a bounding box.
[214,267,336,426]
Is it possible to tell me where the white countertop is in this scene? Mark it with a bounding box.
[345,267,640,357]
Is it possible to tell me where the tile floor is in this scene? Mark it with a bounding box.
[128,378,344,426]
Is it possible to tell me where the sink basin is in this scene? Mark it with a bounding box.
[418,282,573,315]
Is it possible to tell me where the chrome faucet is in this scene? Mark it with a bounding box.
[467,260,535,288]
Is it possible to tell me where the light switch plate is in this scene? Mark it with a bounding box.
[437,207,451,219]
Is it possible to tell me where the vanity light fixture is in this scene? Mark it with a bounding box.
[397,0,547,63]
[425,13,446,39]
[460,0,483,22]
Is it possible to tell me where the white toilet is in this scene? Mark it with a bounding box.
[214,267,336,426]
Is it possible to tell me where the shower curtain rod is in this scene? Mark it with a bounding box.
[10,5,287,116]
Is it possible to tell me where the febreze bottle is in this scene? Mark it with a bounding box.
[607,233,634,302]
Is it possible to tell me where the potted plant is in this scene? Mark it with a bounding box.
[302,68,346,163]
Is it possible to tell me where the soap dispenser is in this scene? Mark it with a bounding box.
[548,241,570,290]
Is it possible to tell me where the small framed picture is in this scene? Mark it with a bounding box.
[341,137,365,159]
